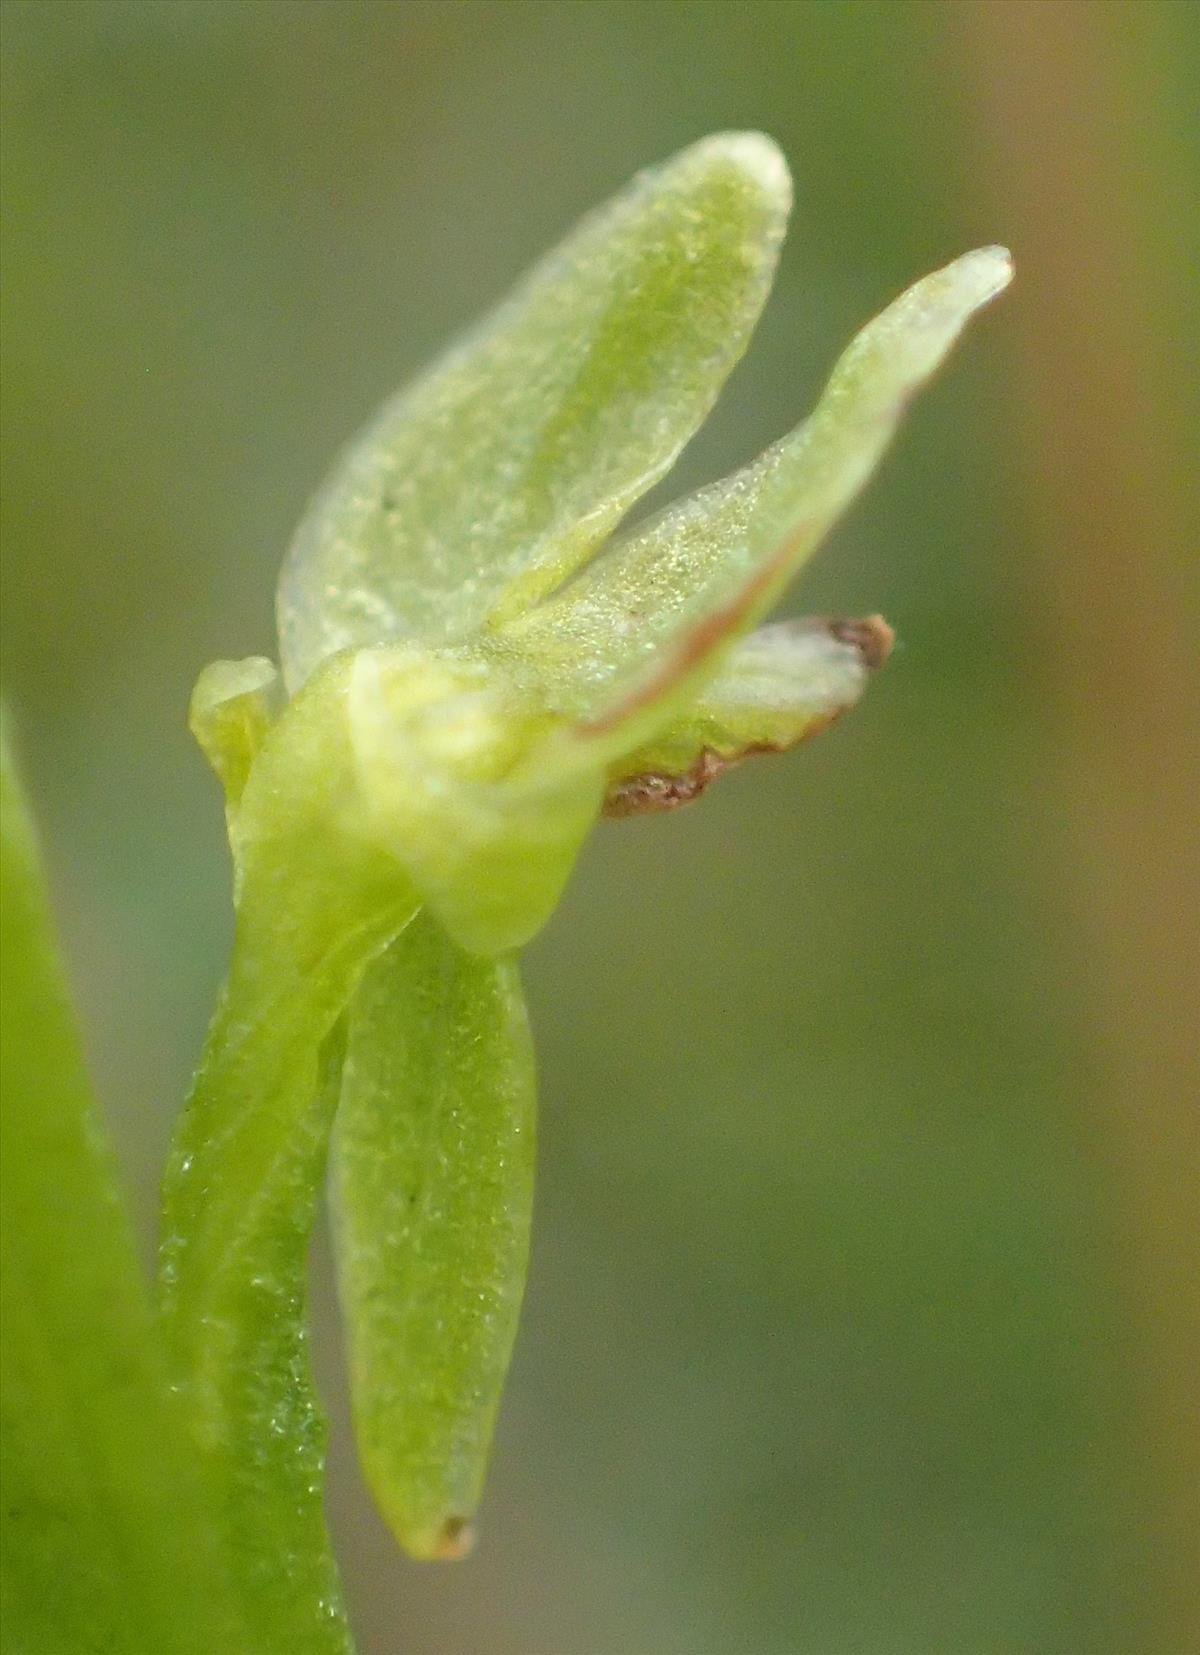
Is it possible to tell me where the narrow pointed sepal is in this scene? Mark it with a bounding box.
[500,248,1011,758]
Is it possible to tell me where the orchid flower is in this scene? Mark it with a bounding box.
[157,133,1011,1651]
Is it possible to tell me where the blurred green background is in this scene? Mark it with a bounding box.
[2,3,1196,1652]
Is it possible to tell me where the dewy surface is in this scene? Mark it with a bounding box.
[493,246,1013,761]
[277,134,792,689]
[160,130,1010,1650]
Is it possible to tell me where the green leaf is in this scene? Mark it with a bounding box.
[0,710,243,1654]
[601,615,893,815]
[499,247,1012,759]
[329,912,535,1560]
[277,132,791,689]
[159,659,419,1654]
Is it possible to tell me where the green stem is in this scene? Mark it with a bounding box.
[158,665,417,1653]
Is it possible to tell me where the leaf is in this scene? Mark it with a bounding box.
[329,912,536,1560]
[277,132,791,689]
[0,709,244,1654]
[159,659,420,1654]
[601,615,893,815]
[499,247,1012,761]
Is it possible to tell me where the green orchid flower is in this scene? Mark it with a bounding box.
[159,132,1011,1649]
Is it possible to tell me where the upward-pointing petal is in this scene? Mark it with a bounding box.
[278,134,792,690]
[499,247,1012,761]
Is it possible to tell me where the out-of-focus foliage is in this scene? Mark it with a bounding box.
[2,5,1195,1655]
[0,719,243,1654]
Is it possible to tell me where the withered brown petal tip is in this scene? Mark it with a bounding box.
[828,614,895,671]
[432,1516,476,1561]
[603,743,786,818]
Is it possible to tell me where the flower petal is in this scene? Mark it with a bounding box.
[499,247,1012,760]
[601,615,893,815]
[345,647,604,955]
[278,133,791,689]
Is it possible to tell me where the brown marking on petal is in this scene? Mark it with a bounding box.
[431,1516,476,1560]
[604,748,727,816]
[599,609,894,816]
[827,613,895,670]
[603,725,846,818]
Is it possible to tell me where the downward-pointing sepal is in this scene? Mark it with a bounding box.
[330,914,536,1561]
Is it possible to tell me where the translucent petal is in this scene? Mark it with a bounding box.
[278,133,791,689]
[330,914,535,1561]
[345,646,603,956]
[602,615,893,815]
[500,247,1012,762]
